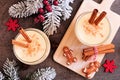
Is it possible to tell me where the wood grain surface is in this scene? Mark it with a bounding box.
[0,0,120,80]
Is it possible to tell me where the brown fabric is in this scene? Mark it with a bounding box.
[0,0,120,80]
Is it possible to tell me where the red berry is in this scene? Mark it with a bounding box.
[43,0,49,5]
[45,5,52,12]
[38,8,44,14]
[38,14,45,22]
[53,0,58,6]
[34,17,39,23]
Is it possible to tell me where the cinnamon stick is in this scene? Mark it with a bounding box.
[99,49,114,54]
[94,11,107,25]
[82,48,114,61]
[82,49,115,61]
[83,44,115,56]
[19,28,32,43]
[83,47,94,52]
[83,45,103,53]
[84,48,114,56]
[89,9,98,24]
[82,55,92,61]
[12,40,28,48]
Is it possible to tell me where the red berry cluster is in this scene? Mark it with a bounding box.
[53,0,59,6]
[34,0,59,23]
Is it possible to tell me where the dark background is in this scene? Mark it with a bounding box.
[0,0,120,80]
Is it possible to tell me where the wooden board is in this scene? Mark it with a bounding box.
[53,0,120,79]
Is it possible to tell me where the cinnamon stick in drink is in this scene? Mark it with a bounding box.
[94,11,107,25]
[12,40,28,48]
[19,28,32,43]
[89,9,98,24]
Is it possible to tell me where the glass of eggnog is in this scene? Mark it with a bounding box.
[12,28,50,65]
[75,10,111,46]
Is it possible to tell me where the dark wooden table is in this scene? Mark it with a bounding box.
[0,0,120,80]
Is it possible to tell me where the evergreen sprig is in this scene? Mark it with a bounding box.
[9,0,43,18]
[0,59,56,80]
[3,58,20,80]
[0,72,4,80]
[60,0,74,20]
[43,5,62,35]
[30,67,56,80]
[8,0,74,35]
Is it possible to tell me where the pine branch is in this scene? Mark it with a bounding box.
[59,0,74,20]
[9,0,43,18]
[58,0,63,3]
[43,5,62,35]
[3,58,20,80]
[30,67,56,80]
[0,72,4,80]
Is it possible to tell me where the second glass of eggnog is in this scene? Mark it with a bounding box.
[13,28,50,65]
[75,12,111,46]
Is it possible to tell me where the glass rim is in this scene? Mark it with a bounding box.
[13,28,50,65]
[75,12,111,46]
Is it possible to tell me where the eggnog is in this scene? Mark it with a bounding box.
[75,12,110,46]
[13,28,50,65]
